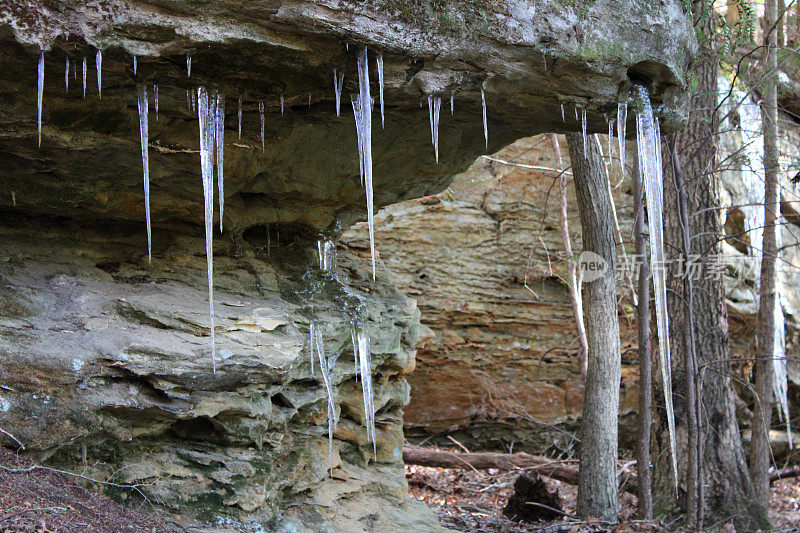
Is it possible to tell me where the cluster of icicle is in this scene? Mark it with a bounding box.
[196,87,225,370]
[635,86,678,488]
[310,238,376,474]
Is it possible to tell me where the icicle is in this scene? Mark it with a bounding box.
[82,57,87,98]
[308,93,311,108]
[237,99,242,140]
[581,108,587,154]
[136,84,151,263]
[312,323,339,476]
[72,59,77,81]
[191,90,196,112]
[608,118,614,167]
[376,54,384,128]
[334,69,344,117]
[37,53,44,148]
[64,56,69,92]
[154,85,159,122]
[309,323,316,374]
[351,95,365,187]
[318,238,336,273]
[215,95,225,232]
[428,96,441,163]
[357,329,376,456]
[197,87,217,371]
[259,101,265,152]
[95,50,102,98]
[450,94,454,115]
[560,103,565,123]
[617,103,628,172]
[635,85,677,490]
[186,56,191,77]
[481,88,488,149]
[133,56,137,76]
[355,48,376,279]
[280,94,284,116]
[773,291,791,445]
[186,89,190,109]
[574,105,578,121]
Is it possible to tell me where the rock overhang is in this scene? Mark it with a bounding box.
[0,0,696,234]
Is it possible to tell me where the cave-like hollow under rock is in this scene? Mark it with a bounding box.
[0,1,695,531]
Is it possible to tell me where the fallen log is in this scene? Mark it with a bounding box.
[771,465,800,482]
[402,445,637,494]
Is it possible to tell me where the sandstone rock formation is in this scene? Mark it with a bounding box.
[0,1,695,529]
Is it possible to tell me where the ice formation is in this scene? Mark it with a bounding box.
[136,84,151,262]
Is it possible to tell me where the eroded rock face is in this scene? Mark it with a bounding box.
[0,216,435,530]
[0,0,695,529]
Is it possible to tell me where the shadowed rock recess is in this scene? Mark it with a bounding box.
[0,1,694,530]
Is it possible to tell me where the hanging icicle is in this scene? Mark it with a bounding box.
[215,95,225,232]
[197,86,217,370]
[450,94,454,115]
[64,56,69,92]
[635,85,677,490]
[357,329,376,456]
[427,96,441,163]
[133,56,137,76]
[280,94,284,116]
[607,118,615,167]
[561,103,565,123]
[237,99,242,140]
[311,323,339,476]
[37,52,44,148]
[481,88,488,149]
[355,47,376,279]
[376,54,385,128]
[186,55,192,77]
[154,85,159,122]
[82,57,87,98]
[259,101,265,152]
[334,69,344,117]
[617,102,628,172]
[581,108,587,154]
[136,84,151,263]
[95,50,102,98]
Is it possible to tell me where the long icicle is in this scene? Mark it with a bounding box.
[95,50,102,98]
[197,87,217,371]
[334,69,344,117]
[617,102,628,172]
[430,96,441,163]
[154,85,159,122]
[64,56,69,92]
[259,101,265,152]
[357,329,376,456]
[37,52,44,147]
[377,54,385,128]
[133,56,137,76]
[237,98,242,140]
[481,88,488,149]
[635,86,677,490]
[82,57,86,98]
[186,56,192,77]
[215,95,225,232]
[356,48,376,279]
[136,84,151,262]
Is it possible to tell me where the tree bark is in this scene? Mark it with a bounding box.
[750,0,779,511]
[566,133,620,522]
[632,151,653,520]
[656,3,770,528]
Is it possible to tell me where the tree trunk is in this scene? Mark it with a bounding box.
[632,152,653,520]
[566,133,620,522]
[656,4,770,528]
[750,0,779,511]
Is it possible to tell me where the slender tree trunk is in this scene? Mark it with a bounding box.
[566,133,620,522]
[750,0,779,510]
[669,137,703,529]
[654,2,770,529]
[632,153,653,520]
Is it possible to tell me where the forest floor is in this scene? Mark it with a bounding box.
[0,445,797,532]
[406,460,800,532]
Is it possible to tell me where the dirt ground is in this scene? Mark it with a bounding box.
[0,445,797,532]
[406,461,800,532]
